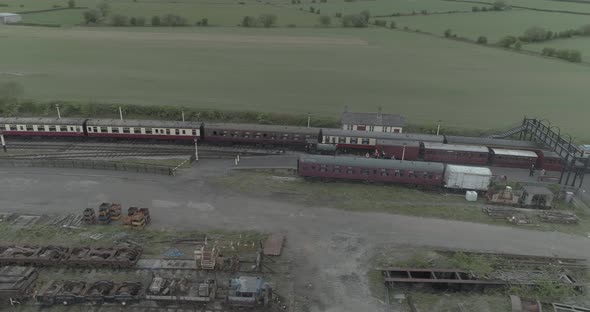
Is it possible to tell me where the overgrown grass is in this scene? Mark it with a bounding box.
[217,171,590,235]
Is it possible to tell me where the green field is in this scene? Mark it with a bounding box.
[313,0,479,16]
[386,9,590,41]
[2,25,590,140]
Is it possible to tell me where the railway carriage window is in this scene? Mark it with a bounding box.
[48,126,56,132]
[362,138,370,145]
[165,129,171,135]
[362,169,370,175]
[244,132,250,138]
[213,131,218,136]
[262,133,267,138]
[282,134,290,140]
[154,129,159,134]
[408,171,415,178]
[347,125,353,130]
[87,127,93,132]
[331,137,336,144]
[100,127,106,133]
[222,131,228,137]
[369,126,375,131]
[333,166,341,173]
[112,127,119,133]
[145,128,152,134]
[174,129,179,135]
[428,174,434,179]
[8,125,15,131]
[382,127,388,132]
[338,137,346,144]
[346,167,354,174]
[319,165,327,173]
[423,172,428,178]
[26,125,33,131]
[373,170,377,175]
[311,165,316,170]
[192,129,197,136]
[380,169,388,177]
[255,132,261,138]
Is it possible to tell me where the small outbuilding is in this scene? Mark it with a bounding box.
[520,185,554,209]
[341,109,405,133]
[0,13,21,24]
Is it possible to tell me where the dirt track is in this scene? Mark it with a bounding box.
[1,162,589,312]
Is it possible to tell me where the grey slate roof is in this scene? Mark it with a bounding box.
[86,119,202,128]
[341,112,405,127]
[207,123,320,134]
[445,136,542,149]
[322,128,443,143]
[490,148,538,158]
[423,142,489,153]
[299,155,445,172]
[0,117,87,126]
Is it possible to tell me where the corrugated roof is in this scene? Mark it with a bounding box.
[423,142,489,153]
[522,185,553,195]
[322,129,444,143]
[445,164,492,176]
[207,123,319,134]
[87,119,202,128]
[299,155,445,172]
[0,13,19,17]
[491,148,538,157]
[341,112,406,127]
[0,117,87,125]
[446,136,541,149]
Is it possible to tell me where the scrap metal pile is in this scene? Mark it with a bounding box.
[0,245,142,268]
[34,275,272,308]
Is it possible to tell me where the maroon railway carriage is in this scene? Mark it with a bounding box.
[376,139,420,160]
[536,150,563,171]
[421,142,489,165]
[320,128,443,156]
[489,148,538,168]
[203,123,319,148]
[0,117,86,138]
[86,119,201,141]
[297,155,445,186]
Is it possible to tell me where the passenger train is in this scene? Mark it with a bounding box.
[0,117,562,171]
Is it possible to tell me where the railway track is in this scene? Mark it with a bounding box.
[0,141,296,159]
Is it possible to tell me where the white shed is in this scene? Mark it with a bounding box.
[0,13,22,24]
[444,164,492,191]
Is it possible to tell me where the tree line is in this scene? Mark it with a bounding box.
[83,2,207,26]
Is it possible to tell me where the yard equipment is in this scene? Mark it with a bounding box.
[109,203,122,221]
[97,203,112,225]
[82,208,96,225]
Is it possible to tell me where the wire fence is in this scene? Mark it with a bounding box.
[0,158,179,176]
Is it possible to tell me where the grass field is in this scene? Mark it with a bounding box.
[386,9,590,41]
[2,25,590,140]
[313,0,478,16]
[525,36,590,55]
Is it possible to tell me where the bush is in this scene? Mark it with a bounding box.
[201,18,208,26]
[492,0,509,10]
[476,35,487,44]
[83,9,100,24]
[112,14,128,26]
[67,0,75,8]
[335,12,341,18]
[541,47,556,56]
[130,17,137,26]
[287,23,296,27]
[309,6,314,13]
[241,15,256,27]
[319,15,331,27]
[341,13,367,27]
[136,16,145,26]
[498,35,517,48]
[568,50,582,62]
[444,29,452,38]
[257,14,277,27]
[481,6,487,11]
[316,9,320,14]
[580,24,590,35]
[162,14,187,26]
[389,21,395,28]
[514,41,522,50]
[421,9,427,14]
[97,1,110,17]
[472,6,479,11]
[374,19,386,27]
[360,10,370,22]
[151,15,160,26]
[521,26,549,42]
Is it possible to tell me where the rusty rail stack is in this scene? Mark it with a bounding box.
[0,245,142,268]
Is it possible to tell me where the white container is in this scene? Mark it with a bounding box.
[465,191,478,201]
[444,165,492,191]
[565,191,574,203]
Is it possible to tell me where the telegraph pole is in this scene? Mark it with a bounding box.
[56,104,61,119]
[119,107,123,121]
[182,110,185,122]
[402,143,406,161]
[0,130,6,152]
[194,137,199,161]
[436,120,441,136]
[307,112,311,128]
